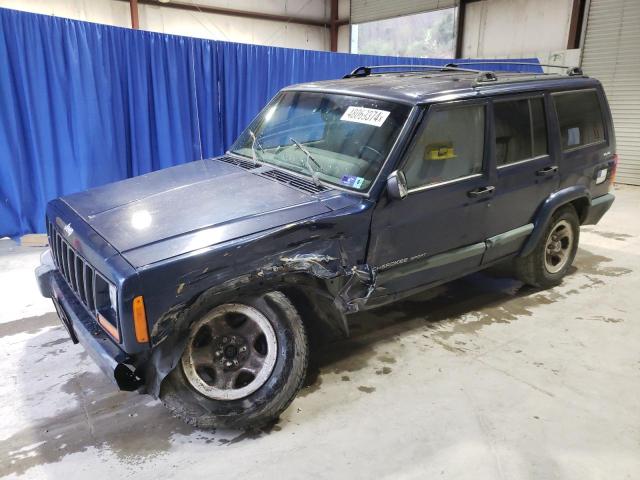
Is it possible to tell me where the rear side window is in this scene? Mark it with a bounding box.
[404,104,485,189]
[494,97,548,166]
[553,90,605,151]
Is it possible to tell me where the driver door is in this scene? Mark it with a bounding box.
[367,100,492,298]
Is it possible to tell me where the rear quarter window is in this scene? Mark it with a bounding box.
[552,90,606,151]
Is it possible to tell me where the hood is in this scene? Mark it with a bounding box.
[61,159,334,267]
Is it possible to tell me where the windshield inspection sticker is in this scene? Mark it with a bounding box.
[341,106,390,127]
[341,175,365,188]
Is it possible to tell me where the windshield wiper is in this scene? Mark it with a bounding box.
[249,129,264,166]
[289,137,322,186]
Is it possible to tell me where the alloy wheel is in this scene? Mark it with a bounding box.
[181,303,278,400]
[544,219,574,274]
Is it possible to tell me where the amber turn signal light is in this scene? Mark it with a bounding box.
[133,296,149,343]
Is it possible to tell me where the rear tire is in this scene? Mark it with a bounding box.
[515,205,580,288]
[160,291,308,430]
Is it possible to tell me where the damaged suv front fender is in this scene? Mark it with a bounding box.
[134,200,377,396]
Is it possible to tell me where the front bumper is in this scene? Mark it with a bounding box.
[35,250,143,391]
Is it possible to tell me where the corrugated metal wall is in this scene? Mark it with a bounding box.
[581,0,640,185]
[350,0,457,24]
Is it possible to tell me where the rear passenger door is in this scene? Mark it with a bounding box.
[482,94,559,264]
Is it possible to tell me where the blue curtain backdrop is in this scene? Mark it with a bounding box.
[0,8,542,237]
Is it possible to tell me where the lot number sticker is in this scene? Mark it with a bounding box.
[341,106,390,127]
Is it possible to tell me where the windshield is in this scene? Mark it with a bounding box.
[230,91,410,191]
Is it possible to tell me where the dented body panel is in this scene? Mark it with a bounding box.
[134,188,375,344]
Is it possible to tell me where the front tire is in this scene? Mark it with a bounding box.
[160,291,308,430]
[515,205,580,288]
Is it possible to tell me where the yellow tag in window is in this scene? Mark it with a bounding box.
[425,142,455,160]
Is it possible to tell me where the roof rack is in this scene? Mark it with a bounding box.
[343,62,584,83]
[343,64,499,83]
[446,61,584,76]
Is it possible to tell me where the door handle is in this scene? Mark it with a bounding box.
[536,165,558,177]
[467,185,495,198]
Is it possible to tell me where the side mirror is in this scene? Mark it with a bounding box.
[387,170,408,200]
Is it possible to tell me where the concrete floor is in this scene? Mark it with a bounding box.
[1,185,639,480]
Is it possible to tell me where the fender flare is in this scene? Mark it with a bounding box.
[519,186,591,257]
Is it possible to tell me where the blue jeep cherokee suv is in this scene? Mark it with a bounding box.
[36,64,616,429]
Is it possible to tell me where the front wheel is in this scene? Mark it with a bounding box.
[160,291,308,430]
[515,205,580,288]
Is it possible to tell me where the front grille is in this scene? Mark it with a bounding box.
[260,169,327,194]
[47,219,119,341]
[47,219,98,314]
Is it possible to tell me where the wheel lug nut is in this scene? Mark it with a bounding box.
[215,351,222,357]
[240,346,247,352]
[225,361,232,367]
[222,337,228,343]
[233,360,239,365]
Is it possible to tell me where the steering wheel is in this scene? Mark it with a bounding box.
[357,145,384,181]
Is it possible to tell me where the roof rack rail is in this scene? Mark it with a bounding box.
[343,62,584,85]
[446,61,584,77]
[343,64,497,83]
[344,64,484,78]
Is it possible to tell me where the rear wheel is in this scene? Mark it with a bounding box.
[160,291,308,430]
[515,205,580,288]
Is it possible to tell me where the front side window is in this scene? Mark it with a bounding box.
[231,91,410,191]
[404,104,485,189]
[494,97,548,166]
[553,90,605,151]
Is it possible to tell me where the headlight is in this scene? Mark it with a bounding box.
[94,274,120,341]
[94,273,118,317]
[109,283,118,310]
